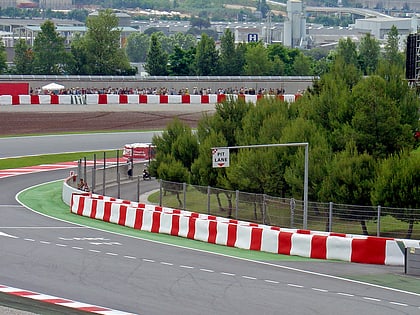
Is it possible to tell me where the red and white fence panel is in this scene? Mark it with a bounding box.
[0,93,302,105]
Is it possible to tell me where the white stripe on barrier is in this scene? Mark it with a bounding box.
[215,222,229,246]
[0,95,12,105]
[261,229,280,254]
[208,94,218,103]
[142,210,153,232]
[86,94,98,104]
[195,219,210,243]
[127,94,138,104]
[290,233,312,258]
[178,215,190,238]
[236,225,252,250]
[190,95,201,104]
[326,236,352,262]
[159,211,173,235]
[94,200,105,220]
[168,95,181,104]
[39,95,51,104]
[59,95,71,104]
[147,95,160,104]
[107,94,119,104]
[385,240,404,266]
[19,95,30,104]
[125,207,137,228]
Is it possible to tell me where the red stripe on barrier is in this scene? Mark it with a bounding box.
[171,214,180,236]
[295,94,302,100]
[90,199,97,219]
[271,226,281,231]
[227,224,237,247]
[155,206,162,211]
[76,196,85,215]
[208,215,217,220]
[151,211,161,233]
[238,94,245,102]
[98,94,107,104]
[138,203,145,208]
[330,232,346,237]
[50,94,59,104]
[12,95,20,105]
[134,208,143,229]
[139,94,147,103]
[201,95,209,104]
[187,217,196,239]
[30,95,39,104]
[172,209,181,214]
[208,221,217,244]
[103,202,112,222]
[160,95,168,103]
[191,213,199,218]
[181,95,190,103]
[217,94,226,103]
[297,229,311,234]
[278,232,292,255]
[250,227,263,251]
[278,95,284,102]
[351,237,388,265]
[119,94,128,104]
[310,235,327,259]
[257,94,263,101]
[118,205,127,226]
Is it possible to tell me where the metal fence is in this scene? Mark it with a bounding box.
[156,180,420,240]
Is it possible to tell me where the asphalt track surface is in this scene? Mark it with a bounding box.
[1,105,420,314]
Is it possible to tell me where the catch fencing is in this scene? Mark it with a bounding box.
[156,180,420,240]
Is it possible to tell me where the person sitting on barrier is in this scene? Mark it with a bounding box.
[77,178,90,191]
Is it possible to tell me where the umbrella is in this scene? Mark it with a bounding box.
[41,82,65,90]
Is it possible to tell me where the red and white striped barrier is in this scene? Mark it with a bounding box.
[71,193,419,266]
[0,93,302,105]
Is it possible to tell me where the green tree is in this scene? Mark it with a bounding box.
[67,33,90,75]
[292,53,312,75]
[372,152,420,238]
[32,20,69,74]
[243,42,272,75]
[168,45,196,76]
[195,33,218,75]
[319,143,376,235]
[81,9,133,75]
[13,39,33,74]
[383,25,404,68]
[336,37,358,68]
[190,16,211,30]
[0,41,7,74]
[358,33,380,75]
[218,28,241,75]
[145,33,168,75]
[125,32,150,62]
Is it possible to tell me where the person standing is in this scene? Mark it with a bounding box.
[127,158,133,179]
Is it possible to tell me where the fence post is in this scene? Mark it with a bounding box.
[207,186,211,215]
[290,198,295,228]
[329,202,333,232]
[377,205,381,237]
[83,157,87,184]
[183,182,187,210]
[159,180,163,207]
[262,194,266,225]
[117,172,120,199]
[92,153,96,193]
[102,152,106,196]
[77,159,81,180]
[235,190,239,220]
[137,175,141,203]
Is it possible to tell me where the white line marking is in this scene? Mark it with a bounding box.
[56,244,67,247]
[264,280,279,284]
[40,241,50,244]
[288,284,304,288]
[221,272,235,276]
[337,292,354,297]
[180,265,194,269]
[106,252,118,256]
[24,238,35,242]
[389,302,407,306]
[0,232,18,238]
[160,262,173,266]
[312,288,328,293]
[124,255,136,259]
[142,259,155,263]
[89,249,100,253]
[242,276,257,280]
[72,247,83,250]
[363,297,381,302]
[200,269,214,273]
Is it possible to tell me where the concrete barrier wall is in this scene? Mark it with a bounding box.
[70,193,420,266]
[0,93,302,105]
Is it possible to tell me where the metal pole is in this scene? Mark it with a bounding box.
[137,175,140,203]
[183,182,187,210]
[329,202,333,232]
[159,180,163,207]
[207,186,211,215]
[377,205,381,237]
[92,154,97,193]
[83,157,87,185]
[303,144,309,229]
[235,190,239,220]
[117,172,120,199]
[102,151,106,196]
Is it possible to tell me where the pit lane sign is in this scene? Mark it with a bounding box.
[212,148,229,168]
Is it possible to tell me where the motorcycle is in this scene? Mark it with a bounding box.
[142,169,151,180]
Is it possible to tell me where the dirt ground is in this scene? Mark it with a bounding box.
[0,104,215,135]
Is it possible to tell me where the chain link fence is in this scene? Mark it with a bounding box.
[157,180,420,240]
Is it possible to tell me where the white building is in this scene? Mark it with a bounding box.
[284,0,308,48]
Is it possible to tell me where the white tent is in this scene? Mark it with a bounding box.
[41,82,65,90]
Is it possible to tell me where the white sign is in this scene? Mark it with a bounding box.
[248,33,258,42]
[212,148,229,168]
